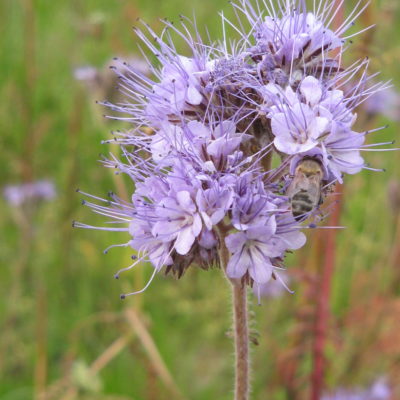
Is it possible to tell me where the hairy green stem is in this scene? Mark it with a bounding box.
[217,226,250,400]
[232,281,250,400]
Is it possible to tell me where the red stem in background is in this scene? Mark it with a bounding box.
[310,3,345,398]
[310,187,343,400]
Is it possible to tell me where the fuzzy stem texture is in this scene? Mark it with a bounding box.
[232,281,250,400]
[217,226,250,400]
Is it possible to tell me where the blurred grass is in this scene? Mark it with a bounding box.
[1,0,400,399]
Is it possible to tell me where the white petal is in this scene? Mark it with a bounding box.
[324,89,344,105]
[279,231,307,250]
[210,209,225,225]
[271,112,292,138]
[152,220,180,242]
[309,116,329,139]
[175,227,196,255]
[201,211,213,230]
[176,191,195,213]
[207,137,242,157]
[187,120,210,141]
[306,12,317,29]
[203,160,216,172]
[186,85,203,105]
[156,197,181,219]
[247,223,276,241]
[151,134,170,162]
[214,121,236,138]
[274,135,317,155]
[226,250,250,279]
[178,56,194,71]
[192,213,203,236]
[300,76,322,106]
[249,249,273,284]
[263,82,281,98]
[225,232,247,253]
[284,86,298,106]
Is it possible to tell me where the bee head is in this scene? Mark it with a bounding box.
[295,158,323,178]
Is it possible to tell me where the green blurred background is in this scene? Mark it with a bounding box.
[1,0,400,399]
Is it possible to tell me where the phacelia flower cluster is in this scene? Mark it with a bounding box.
[322,377,391,400]
[76,0,392,298]
[3,180,56,207]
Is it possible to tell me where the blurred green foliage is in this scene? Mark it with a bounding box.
[1,0,400,399]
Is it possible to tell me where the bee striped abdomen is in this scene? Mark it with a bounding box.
[291,190,316,218]
[286,159,324,220]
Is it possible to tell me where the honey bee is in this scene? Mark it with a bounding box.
[286,158,324,220]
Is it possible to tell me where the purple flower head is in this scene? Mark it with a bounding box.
[234,0,368,88]
[129,218,174,270]
[231,175,277,230]
[267,72,391,183]
[269,82,330,155]
[73,65,99,83]
[76,0,395,298]
[253,11,342,82]
[226,193,306,294]
[196,181,235,226]
[146,56,214,126]
[253,270,291,299]
[151,116,254,178]
[225,225,279,285]
[3,180,56,207]
[364,86,400,121]
[321,124,365,182]
[102,17,219,131]
[321,377,391,400]
[152,190,204,255]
